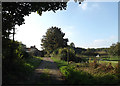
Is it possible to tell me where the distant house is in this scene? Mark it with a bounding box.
[26,45,44,57]
[96,54,100,57]
[26,46,36,53]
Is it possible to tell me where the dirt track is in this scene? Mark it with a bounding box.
[27,57,65,85]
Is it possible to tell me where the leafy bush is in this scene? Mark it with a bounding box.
[60,66,71,78]
[58,48,68,61]
[52,56,119,85]
[60,66,94,84]
[81,49,98,56]
[93,73,119,84]
[60,65,119,84]
[89,58,99,69]
[3,55,42,84]
[52,47,76,62]
[52,49,59,56]
[106,63,114,71]
[114,62,120,74]
[95,63,107,72]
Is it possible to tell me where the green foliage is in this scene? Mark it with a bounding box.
[2,38,42,84]
[51,57,68,68]
[60,66,94,84]
[70,42,75,48]
[58,48,68,61]
[41,27,68,55]
[52,56,119,84]
[108,42,120,56]
[114,62,120,74]
[53,47,76,62]
[2,2,68,38]
[60,65,119,84]
[3,38,31,60]
[93,73,119,84]
[52,47,87,63]
[97,60,118,68]
[74,47,86,55]
[51,48,59,57]
[3,56,42,84]
[109,56,119,60]
[25,56,42,69]
[89,58,99,69]
[3,38,23,60]
[81,48,98,56]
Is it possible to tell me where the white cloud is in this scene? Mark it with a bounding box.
[92,36,117,48]
[91,39,108,48]
[80,36,118,49]
[79,2,88,10]
[82,3,87,10]
[79,2,100,11]
[91,3,99,8]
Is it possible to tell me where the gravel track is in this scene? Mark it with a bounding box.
[26,57,65,85]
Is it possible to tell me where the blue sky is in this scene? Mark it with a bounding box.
[15,2,118,50]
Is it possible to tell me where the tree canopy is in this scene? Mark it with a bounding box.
[41,26,68,54]
[2,1,83,39]
[2,2,68,38]
[108,42,120,56]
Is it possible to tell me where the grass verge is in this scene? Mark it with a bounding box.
[51,57,68,68]
[3,56,42,84]
[51,57,120,85]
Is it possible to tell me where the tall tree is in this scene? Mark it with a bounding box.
[108,42,120,56]
[41,26,68,54]
[2,1,83,39]
[2,2,68,60]
[2,1,83,59]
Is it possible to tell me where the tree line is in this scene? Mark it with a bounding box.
[41,26,120,62]
[2,2,70,84]
[2,1,119,84]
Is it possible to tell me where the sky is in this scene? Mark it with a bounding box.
[14,1,118,50]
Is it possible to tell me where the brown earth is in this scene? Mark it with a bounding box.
[26,57,65,85]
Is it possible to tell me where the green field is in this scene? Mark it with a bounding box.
[99,61,118,67]
[51,56,120,85]
[90,60,118,67]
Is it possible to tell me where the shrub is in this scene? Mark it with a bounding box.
[59,48,68,61]
[95,63,115,73]
[94,73,119,84]
[89,58,99,69]
[53,56,119,85]
[51,48,59,57]
[96,63,107,72]
[60,66,94,84]
[114,62,120,74]
[52,47,76,62]
[53,49,59,55]
[3,56,42,84]
[106,63,114,71]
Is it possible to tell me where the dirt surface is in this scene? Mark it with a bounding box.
[26,57,65,85]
